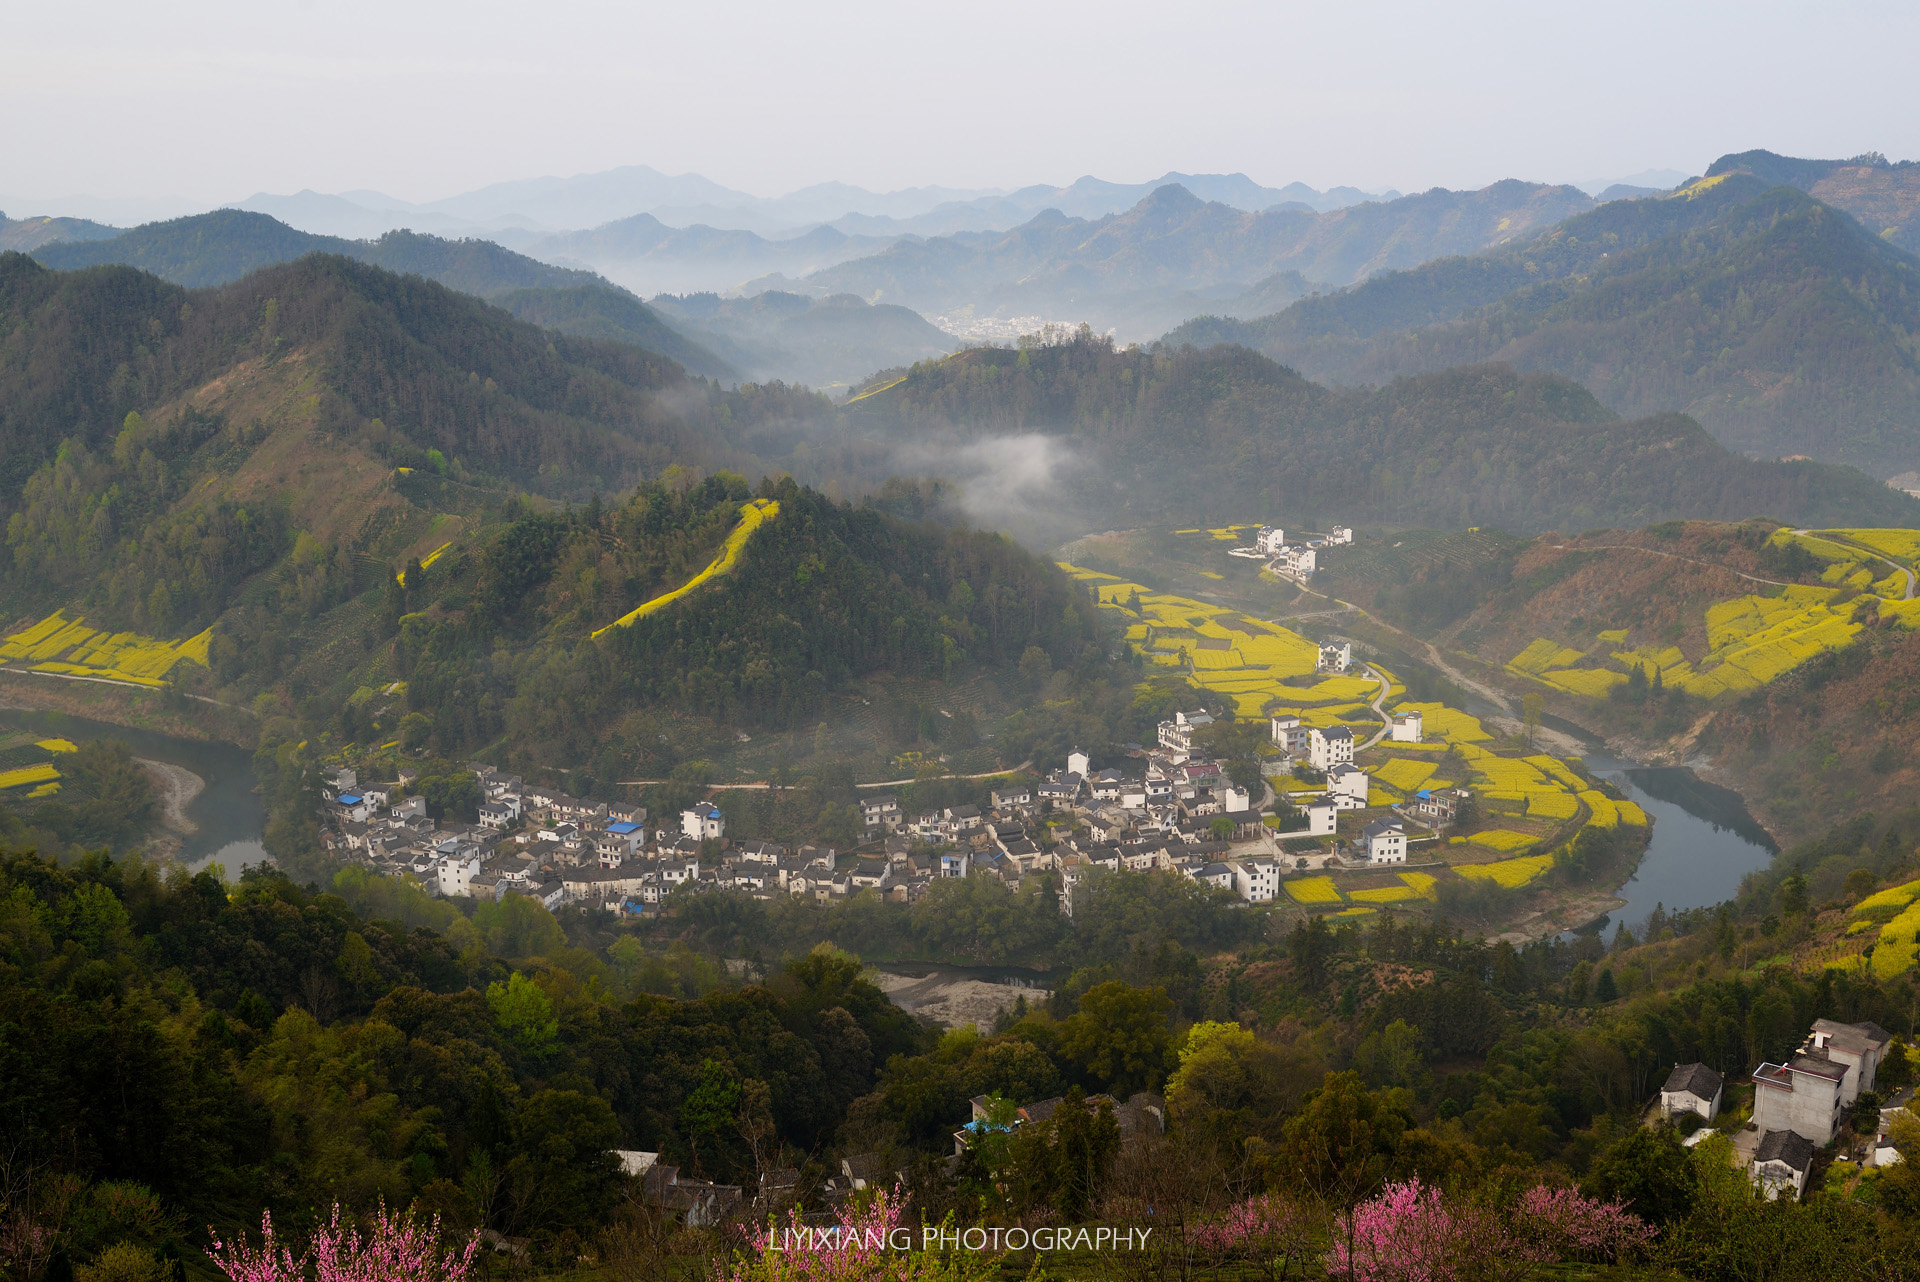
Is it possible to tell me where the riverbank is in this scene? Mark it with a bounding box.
[0,668,254,747]
[871,970,1052,1031]
[0,702,266,872]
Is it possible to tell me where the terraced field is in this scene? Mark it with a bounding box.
[0,731,73,798]
[0,612,212,688]
[1850,877,1920,980]
[1501,525,1920,703]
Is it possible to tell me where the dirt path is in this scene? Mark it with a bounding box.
[138,758,204,833]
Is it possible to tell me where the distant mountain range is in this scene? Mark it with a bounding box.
[793,180,1596,340]
[27,210,737,380]
[231,165,1402,242]
[645,292,959,392]
[1163,171,1920,476]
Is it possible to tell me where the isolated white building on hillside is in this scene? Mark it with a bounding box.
[1158,710,1214,761]
[1232,858,1280,902]
[1255,526,1287,555]
[1660,1063,1724,1121]
[1752,1052,1847,1145]
[1751,1130,1815,1201]
[1317,642,1353,673]
[1303,800,1336,836]
[1327,763,1369,804]
[1809,1019,1894,1103]
[681,804,726,841]
[1389,710,1423,743]
[1275,546,1317,578]
[1324,526,1354,545]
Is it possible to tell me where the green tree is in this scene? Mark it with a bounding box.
[1059,982,1173,1095]
[678,1058,743,1179]
[1583,1123,1698,1225]
[485,971,559,1059]
[1279,1072,1410,1209]
[505,1090,623,1236]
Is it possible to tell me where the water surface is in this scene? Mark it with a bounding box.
[1572,755,1776,937]
[1,706,265,873]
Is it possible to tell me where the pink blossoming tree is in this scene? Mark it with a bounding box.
[210,1204,479,1282]
[1327,1177,1654,1282]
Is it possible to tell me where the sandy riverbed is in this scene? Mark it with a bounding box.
[138,758,205,833]
[872,971,1050,1031]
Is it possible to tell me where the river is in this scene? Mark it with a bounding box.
[1571,754,1777,939]
[0,707,265,874]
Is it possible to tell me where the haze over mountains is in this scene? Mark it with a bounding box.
[1168,165,1920,476]
[14,147,1920,473]
[228,165,1407,241]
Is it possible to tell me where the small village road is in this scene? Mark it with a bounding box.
[1356,664,1394,750]
[616,760,1034,791]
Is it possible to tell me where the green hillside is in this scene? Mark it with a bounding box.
[647,290,959,390]
[493,283,738,380]
[1707,148,1920,253]
[0,210,120,252]
[30,210,731,377]
[1165,181,1920,475]
[847,333,1920,535]
[0,253,1096,799]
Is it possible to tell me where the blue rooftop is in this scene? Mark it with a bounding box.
[608,821,641,834]
[337,794,363,805]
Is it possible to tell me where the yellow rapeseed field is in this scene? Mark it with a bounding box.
[1284,876,1344,905]
[0,611,215,687]
[594,499,780,637]
[0,764,61,791]
[1457,854,1554,888]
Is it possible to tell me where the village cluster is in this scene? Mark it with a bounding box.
[1227,522,1353,583]
[1657,1018,1908,1200]
[317,651,1471,917]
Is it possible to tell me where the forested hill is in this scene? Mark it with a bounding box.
[856,335,1920,537]
[0,250,736,497]
[847,335,1920,535]
[1163,179,1920,476]
[29,210,734,378]
[1706,148,1920,254]
[0,250,1097,783]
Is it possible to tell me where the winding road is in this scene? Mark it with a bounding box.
[1356,664,1395,750]
[1788,529,1917,600]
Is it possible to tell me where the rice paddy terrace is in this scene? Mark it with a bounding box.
[1058,559,1649,917]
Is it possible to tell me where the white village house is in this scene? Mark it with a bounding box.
[1659,1063,1723,1122]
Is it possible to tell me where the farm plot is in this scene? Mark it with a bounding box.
[0,611,213,687]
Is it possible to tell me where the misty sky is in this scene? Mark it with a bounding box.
[5,0,1917,212]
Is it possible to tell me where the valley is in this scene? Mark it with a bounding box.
[10,112,1920,1281]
